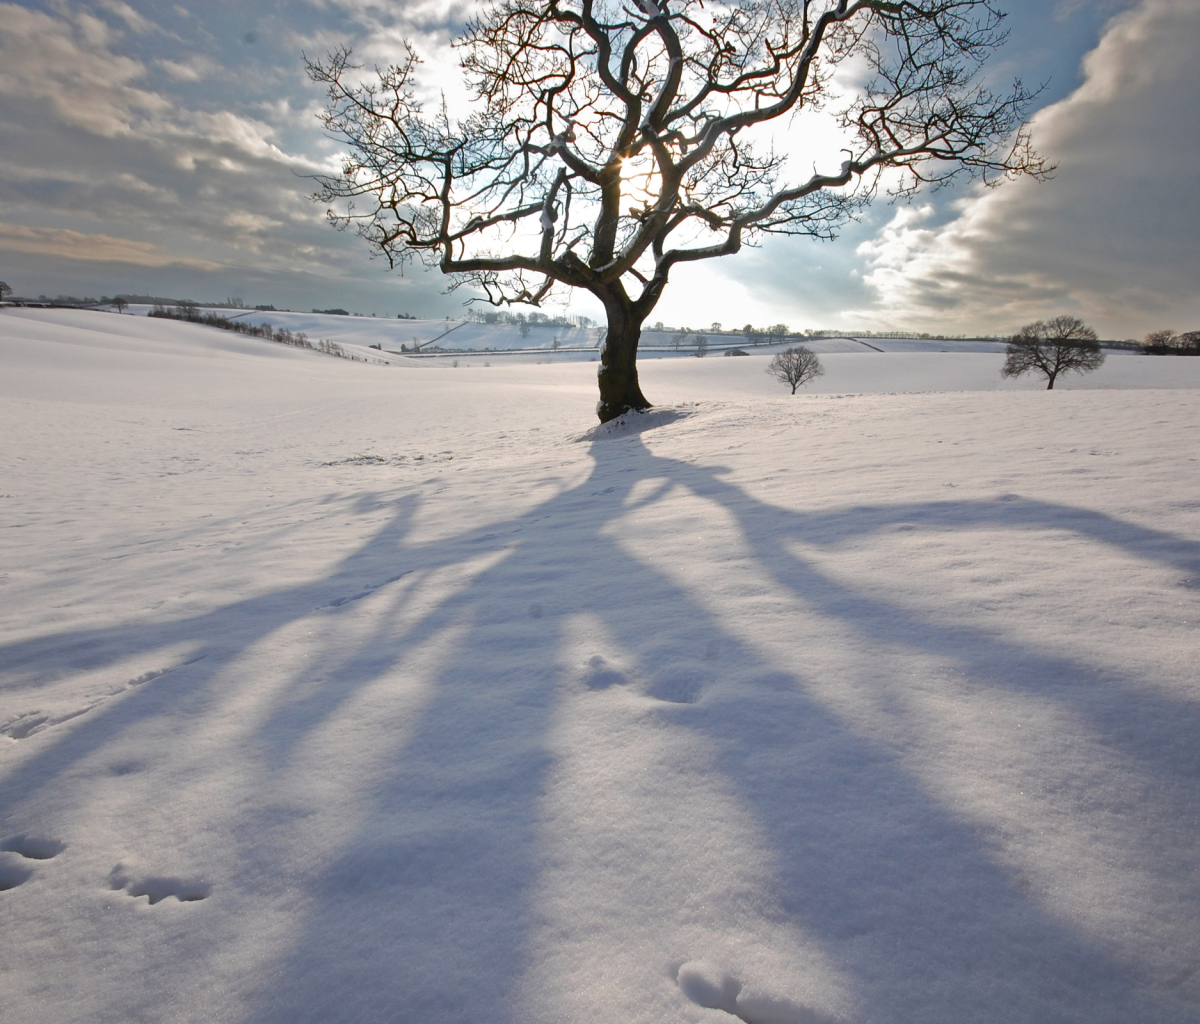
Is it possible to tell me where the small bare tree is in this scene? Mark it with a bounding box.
[694,333,708,357]
[0,281,11,303]
[767,345,824,393]
[113,297,128,314]
[1001,315,1104,389]
[310,0,1047,422]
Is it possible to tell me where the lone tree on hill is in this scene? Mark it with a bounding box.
[1001,315,1104,389]
[767,345,824,393]
[310,0,1047,422]
[0,281,11,303]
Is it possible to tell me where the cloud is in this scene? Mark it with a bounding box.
[0,3,168,136]
[96,0,157,35]
[0,222,221,268]
[0,1,475,314]
[856,0,1200,337]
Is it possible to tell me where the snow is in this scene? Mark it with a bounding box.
[2,307,1199,1024]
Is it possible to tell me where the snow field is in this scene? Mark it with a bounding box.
[1,307,1199,1023]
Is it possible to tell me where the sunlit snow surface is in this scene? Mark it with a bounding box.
[2,308,1199,1024]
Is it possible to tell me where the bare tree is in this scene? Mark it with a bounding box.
[0,281,11,303]
[309,0,1047,422]
[1143,329,1200,355]
[1001,315,1104,389]
[694,333,708,357]
[113,297,128,314]
[768,323,790,345]
[767,345,824,393]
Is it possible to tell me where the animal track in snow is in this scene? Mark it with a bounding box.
[320,451,454,467]
[2,835,66,860]
[1,661,197,740]
[321,571,413,610]
[2,712,49,740]
[108,865,211,905]
[0,706,92,740]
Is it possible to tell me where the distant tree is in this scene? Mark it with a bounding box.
[519,318,531,338]
[672,330,687,352]
[768,323,790,345]
[1142,329,1200,355]
[113,297,128,314]
[711,322,722,333]
[694,333,708,357]
[767,346,824,393]
[1001,315,1104,389]
[1144,329,1178,351]
[0,281,11,302]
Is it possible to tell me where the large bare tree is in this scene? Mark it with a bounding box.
[309,0,1047,421]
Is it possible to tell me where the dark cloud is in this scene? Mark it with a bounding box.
[859,0,1200,337]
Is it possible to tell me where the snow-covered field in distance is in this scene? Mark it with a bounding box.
[124,304,1018,357]
[2,307,1199,1024]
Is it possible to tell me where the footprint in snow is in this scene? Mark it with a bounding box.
[109,864,211,905]
[676,960,834,1024]
[582,655,628,690]
[2,835,66,860]
[0,861,33,891]
[0,835,65,892]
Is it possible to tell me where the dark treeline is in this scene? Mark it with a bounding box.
[1142,330,1200,355]
[463,308,596,329]
[148,304,366,361]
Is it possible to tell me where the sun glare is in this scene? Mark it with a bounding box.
[618,154,663,214]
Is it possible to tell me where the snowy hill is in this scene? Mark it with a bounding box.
[124,304,1021,358]
[2,307,1199,1024]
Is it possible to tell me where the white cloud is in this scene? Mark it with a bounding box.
[856,0,1200,337]
[0,3,168,136]
[96,0,157,34]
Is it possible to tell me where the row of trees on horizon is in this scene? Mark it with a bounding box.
[2,284,1198,356]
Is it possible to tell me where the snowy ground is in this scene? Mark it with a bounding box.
[2,307,1199,1024]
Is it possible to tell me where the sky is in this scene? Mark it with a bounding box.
[0,0,1195,337]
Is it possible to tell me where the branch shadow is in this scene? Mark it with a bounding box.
[3,424,1198,1023]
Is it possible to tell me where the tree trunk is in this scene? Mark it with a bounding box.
[596,298,651,423]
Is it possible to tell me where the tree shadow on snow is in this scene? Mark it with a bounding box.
[1,421,1198,1024]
